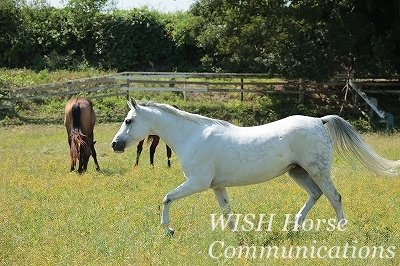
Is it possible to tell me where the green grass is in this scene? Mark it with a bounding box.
[1,124,400,265]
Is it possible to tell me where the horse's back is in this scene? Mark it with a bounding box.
[64,98,95,134]
[205,115,333,186]
[228,115,326,143]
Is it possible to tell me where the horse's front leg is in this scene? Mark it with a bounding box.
[149,136,159,166]
[135,140,144,166]
[213,187,235,230]
[161,178,210,236]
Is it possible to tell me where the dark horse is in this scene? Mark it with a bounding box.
[136,136,172,167]
[64,97,100,173]
[135,105,179,168]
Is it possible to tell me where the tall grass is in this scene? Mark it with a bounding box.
[1,124,399,265]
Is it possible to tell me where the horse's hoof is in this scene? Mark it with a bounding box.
[165,227,174,237]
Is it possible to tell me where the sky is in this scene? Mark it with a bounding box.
[47,0,197,13]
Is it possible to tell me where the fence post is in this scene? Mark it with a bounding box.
[67,82,72,99]
[183,77,187,102]
[126,79,130,100]
[9,90,14,110]
[240,78,244,102]
[298,78,304,103]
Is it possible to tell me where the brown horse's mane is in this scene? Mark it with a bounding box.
[70,128,87,160]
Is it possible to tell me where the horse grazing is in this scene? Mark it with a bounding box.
[135,135,172,167]
[64,97,100,173]
[111,98,400,235]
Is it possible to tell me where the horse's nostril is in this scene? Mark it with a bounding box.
[111,141,125,153]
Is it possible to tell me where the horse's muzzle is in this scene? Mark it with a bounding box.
[111,141,125,153]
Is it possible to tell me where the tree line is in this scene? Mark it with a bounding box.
[1,0,399,80]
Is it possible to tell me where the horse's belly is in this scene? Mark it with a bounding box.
[210,162,295,188]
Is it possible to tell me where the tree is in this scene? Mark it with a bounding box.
[2,0,399,77]
[164,11,205,71]
[61,0,116,69]
[96,9,176,71]
[275,0,341,80]
[275,0,400,78]
[191,0,287,73]
[352,0,400,76]
[0,0,23,67]
[189,0,400,78]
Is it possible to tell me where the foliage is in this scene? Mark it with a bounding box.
[1,0,399,78]
[96,9,177,71]
[191,0,285,73]
[0,0,23,68]
[190,0,400,79]
[163,11,206,72]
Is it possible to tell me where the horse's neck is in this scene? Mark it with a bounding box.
[143,107,202,153]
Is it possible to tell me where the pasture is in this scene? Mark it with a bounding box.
[1,123,400,265]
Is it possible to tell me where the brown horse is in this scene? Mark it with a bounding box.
[135,105,178,168]
[135,135,172,167]
[64,97,100,173]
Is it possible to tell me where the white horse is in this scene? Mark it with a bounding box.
[111,98,400,235]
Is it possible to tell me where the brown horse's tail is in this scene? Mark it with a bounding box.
[146,135,155,145]
[70,129,86,160]
[70,103,86,160]
[72,103,81,129]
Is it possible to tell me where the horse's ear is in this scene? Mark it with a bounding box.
[127,97,137,110]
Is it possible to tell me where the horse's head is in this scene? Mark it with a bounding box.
[111,97,149,153]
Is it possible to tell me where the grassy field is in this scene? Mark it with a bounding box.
[1,123,400,265]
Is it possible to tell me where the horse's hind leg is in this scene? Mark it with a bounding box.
[68,136,76,171]
[304,166,346,226]
[288,166,323,226]
[70,155,76,172]
[313,173,346,225]
[213,187,235,230]
[166,145,172,168]
[90,141,100,171]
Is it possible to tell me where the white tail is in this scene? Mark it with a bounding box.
[322,115,400,176]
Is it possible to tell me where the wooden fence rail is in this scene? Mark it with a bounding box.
[1,72,399,110]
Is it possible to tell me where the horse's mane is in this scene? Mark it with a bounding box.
[138,101,232,128]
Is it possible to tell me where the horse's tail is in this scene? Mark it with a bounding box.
[70,129,86,160]
[321,115,400,176]
[72,103,81,129]
[70,103,86,160]
[146,135,154,145]
[146,135,160,145]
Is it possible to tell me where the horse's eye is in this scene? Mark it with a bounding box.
[125,119,132,125]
